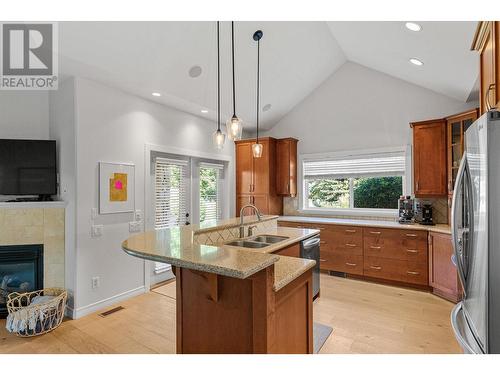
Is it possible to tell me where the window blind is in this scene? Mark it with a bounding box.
[199,162,223,223]
[154,157,189,230]
[303,152,405,179]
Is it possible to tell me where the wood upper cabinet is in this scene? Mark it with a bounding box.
[446,109,478,196]
[235,137,282,215]
[276,138,298,197]
[472,21,499,114]
[411,119,447,197]
[429,232,462,303]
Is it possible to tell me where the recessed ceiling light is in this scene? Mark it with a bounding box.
[263,104,272,112]
[409,58,424,66]
[189,65,202,78]
[201,109,209,113]
[152,92,161,97]
[405,22,422,32]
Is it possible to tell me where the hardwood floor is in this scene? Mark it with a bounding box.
[0,274,461,354]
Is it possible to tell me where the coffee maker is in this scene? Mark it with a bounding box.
[398,195,415,223]
[414,201,434,225]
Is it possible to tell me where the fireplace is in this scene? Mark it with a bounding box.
[0,245,43,318]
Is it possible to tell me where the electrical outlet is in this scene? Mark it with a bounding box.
[91,224,103,237]
[92,276,100,289]
[134,209,143,222]
[129,221,141,233]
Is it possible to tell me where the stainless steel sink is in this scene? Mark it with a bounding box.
[225,240,270,248]
[251,235,289,244]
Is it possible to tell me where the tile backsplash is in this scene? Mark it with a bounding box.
[283,196,449,224]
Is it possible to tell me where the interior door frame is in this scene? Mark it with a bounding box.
[143,143,232,291]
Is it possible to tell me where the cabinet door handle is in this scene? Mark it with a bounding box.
[370,245,382,249]
[407,271,420,275]
[405,233,418,238]
[345,243,357,247]
[287,182,290,193]
[345,229,357,233]
[345,262,357,267]
[317,227,326,230]
[406,249,418,253]
[370,265,382,270]
[369,231,381,235]
[485,83,496,112]
[416,181,419,191]
[319,259,327,262]
[320,241,327,245]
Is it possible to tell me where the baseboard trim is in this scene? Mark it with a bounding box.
[72,286,146,319]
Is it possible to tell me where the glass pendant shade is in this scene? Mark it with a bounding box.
[213,128,226,150]
[252,142,263,158]
[226,116,243,140]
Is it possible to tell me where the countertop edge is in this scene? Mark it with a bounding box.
[273,258,316,292]
[278,216,451,235]
[122,243,280,279]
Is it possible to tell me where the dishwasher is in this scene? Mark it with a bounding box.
[300,235,320,299]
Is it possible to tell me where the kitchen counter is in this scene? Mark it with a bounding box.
[122,218,318,353]
[279,215,451,235]
[122,223,318,286]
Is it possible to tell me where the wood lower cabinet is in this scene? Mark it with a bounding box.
[274,243,300,257]
[429,232,462,302]
[411,119,447,197]
[279,221,431,288]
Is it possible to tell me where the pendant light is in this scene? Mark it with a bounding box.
[212,21,226,150]
[252,30,264,158]
[226,21,243,141]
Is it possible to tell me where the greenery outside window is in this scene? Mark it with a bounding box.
[302,151,405,212]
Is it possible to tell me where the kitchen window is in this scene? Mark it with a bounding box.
[301,150,405,214]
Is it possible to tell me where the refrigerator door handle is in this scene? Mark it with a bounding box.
[451,154,468,291]
[451,302,482,354]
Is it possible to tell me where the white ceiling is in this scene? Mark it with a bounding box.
[327,21,479,102]
[58,21,345,130]
[57,21,479,131]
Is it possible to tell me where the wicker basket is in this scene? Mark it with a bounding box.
[6,288,67,337]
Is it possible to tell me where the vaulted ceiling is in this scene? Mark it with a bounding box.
[58,21,479,131]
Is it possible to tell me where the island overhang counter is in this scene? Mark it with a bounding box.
[121,216,319,354]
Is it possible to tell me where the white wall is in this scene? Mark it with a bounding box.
[0,91,49,139]
[49,78,77,313]
[72,77,235,317]
[260,62,477,154]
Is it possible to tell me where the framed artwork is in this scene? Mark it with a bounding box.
[99,162,135,214]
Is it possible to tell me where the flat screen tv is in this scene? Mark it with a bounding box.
[0,139,57,197]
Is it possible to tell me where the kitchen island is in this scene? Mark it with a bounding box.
[122,216,319,354]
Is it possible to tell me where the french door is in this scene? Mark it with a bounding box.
[150,153,226,284]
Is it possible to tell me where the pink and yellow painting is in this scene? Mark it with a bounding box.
[109,173,128,202]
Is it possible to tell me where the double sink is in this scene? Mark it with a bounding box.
[225,235,289,249]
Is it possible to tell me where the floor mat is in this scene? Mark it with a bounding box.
[313,322,333,353]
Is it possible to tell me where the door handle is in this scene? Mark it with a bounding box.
[369,231,381,235]
[370,265,382,270]
[407,271,420,276]
[406,249,418,253]
[345,229,356,233]
[451,154,468,292]
[345,262,357,267]
[345,243,357,247]
[405,233,418,238]
[370,245,382,249]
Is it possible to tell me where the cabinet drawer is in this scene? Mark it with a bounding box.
[364,256,428,285]
[320,250,363,275]
[363,227,427,261]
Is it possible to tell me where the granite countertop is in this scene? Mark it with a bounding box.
[122,224,318,292]
[279,215,451,235]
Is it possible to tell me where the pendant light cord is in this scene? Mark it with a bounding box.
[256,36,260,144]
[217,21,221,132]
[231,21,236,117]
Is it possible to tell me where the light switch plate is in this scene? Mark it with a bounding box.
[129,221,142,233]
[91,224,103,237]
[134,209,143,222]
[91,208,98,220]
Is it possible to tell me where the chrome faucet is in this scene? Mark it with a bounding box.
[239,204,262,238]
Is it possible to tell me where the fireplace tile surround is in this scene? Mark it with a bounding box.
[0,206,65,290]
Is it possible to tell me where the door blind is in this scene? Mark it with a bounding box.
[199,162,223,223]
[154,157,189,230]
[303,151,405,179]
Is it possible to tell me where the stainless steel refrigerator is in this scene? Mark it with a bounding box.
[451,111,500,354]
